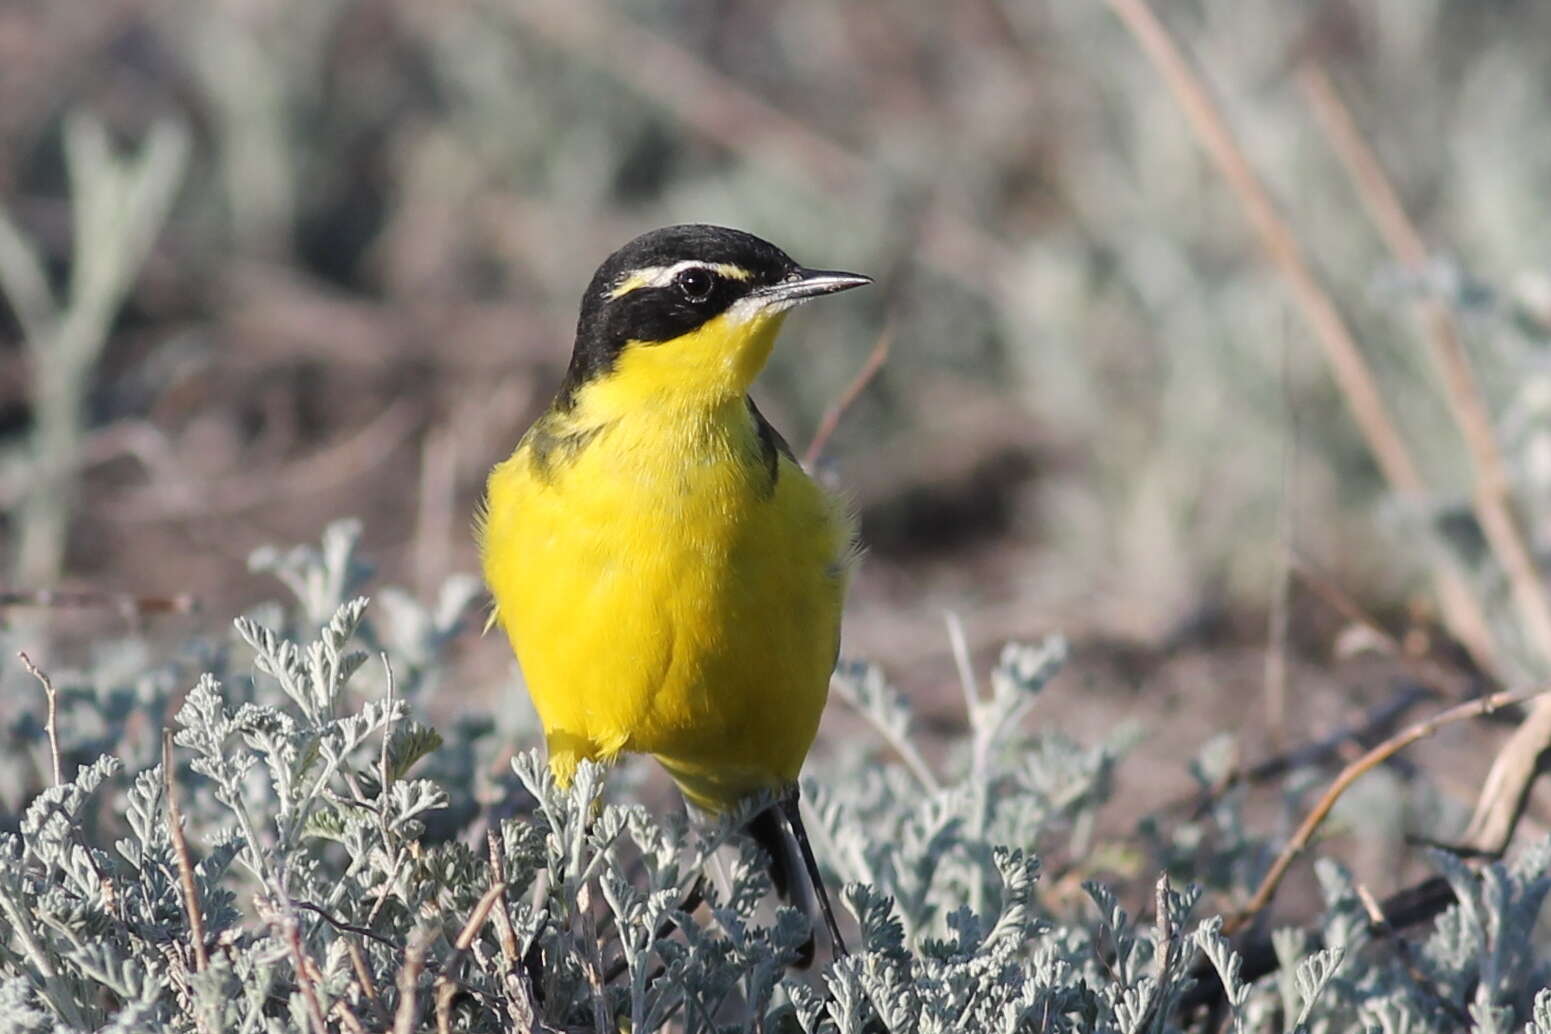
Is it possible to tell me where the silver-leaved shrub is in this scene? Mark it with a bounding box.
[0,520,1548,1032]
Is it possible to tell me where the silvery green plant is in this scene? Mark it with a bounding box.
[2,523,1550,1032]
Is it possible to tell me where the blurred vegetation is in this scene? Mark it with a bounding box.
[8,0,1551,1025]
[2,0,1550,639]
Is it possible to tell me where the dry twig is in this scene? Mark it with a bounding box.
[1180,680,1436,817]
[392,926,431,1034]
[804,321,895,468]
[332,999,370,1034]
[1463,701,1551,855]
[162,730,210,972]
[1180,874,1456,1012]
[293,900,400,950]
[435,882,507,1034]
[1225,688,1538,936]
[18,651,62,786]
[282,916,332,1034]
[486,833,522,968]
[1292,553,1407,657]
[485,831,541,1031]
[346,936,391,1029]
[1102,0,1498,674]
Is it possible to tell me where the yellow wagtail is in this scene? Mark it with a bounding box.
[478,224,871,960]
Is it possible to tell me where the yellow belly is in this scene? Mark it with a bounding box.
[479,401,851,813]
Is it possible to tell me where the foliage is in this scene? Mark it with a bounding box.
[1,522,1548,1032]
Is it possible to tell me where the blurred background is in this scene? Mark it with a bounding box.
[6,0,1551,890]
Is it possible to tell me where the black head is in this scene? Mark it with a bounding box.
[558,224,870,406]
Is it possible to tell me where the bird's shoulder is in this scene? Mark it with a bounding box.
[510,406,608,485]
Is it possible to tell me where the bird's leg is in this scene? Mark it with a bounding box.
[780,784,848,957]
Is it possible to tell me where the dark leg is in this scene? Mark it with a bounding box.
[780,784,848,957]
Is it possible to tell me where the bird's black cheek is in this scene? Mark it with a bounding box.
[619,295,731,346]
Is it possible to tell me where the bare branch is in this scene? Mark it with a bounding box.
[283,915,331,1034]
[18,652,62,787]
[162,731,210,972]
[804,321,895,468]
[1226,688,1539,936]
[391,926,431,1034]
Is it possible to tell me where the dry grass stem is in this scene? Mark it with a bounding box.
[18,651,62,787]
[332,999,369,1034]
[294,901,399,950]
[162,731,210,972]
[485,833,522,968]
[1179,681,1435,817]
[392,926,430,1034]
[804,321,895,468]
[1462,700,1551,854]
[1103,0,1498,674]
[435,881,507,1034]
[1226,687,1538,935]
[346,936,391,1029]
[283,916,331,1034]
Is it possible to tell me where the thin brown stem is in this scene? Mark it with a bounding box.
[332,1000,369,1034]
[804,320,895,468]
[283,916,331,1034]
[1292,553,1407,657]
[162,731,210,972]
[1300,65,1540,627]
[435,882,507,1034]
[486,831,541,1033]
[1177,680,1436,818]
[1463,700,1551,854]
[1226,688,1538,935]
[293,900,400,950]
[392,926,431,1034]
[346,936,391,1029]
[18,652,62,786]
[486,833,522,968]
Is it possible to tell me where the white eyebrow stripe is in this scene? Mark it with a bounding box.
[607,260,752,299]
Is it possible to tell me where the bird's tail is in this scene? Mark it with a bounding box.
[746,804,819,967]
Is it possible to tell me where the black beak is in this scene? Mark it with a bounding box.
[754,268,873,307]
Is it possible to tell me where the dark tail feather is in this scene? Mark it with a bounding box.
[747,804,818,967]
[747,789,849,968]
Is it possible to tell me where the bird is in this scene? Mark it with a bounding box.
[477,223,871,962]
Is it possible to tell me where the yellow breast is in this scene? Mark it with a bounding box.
[478,389,852,813]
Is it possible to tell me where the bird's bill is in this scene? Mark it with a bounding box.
[753,268,873,308]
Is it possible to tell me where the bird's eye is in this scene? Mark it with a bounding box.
[676,268,715,301]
